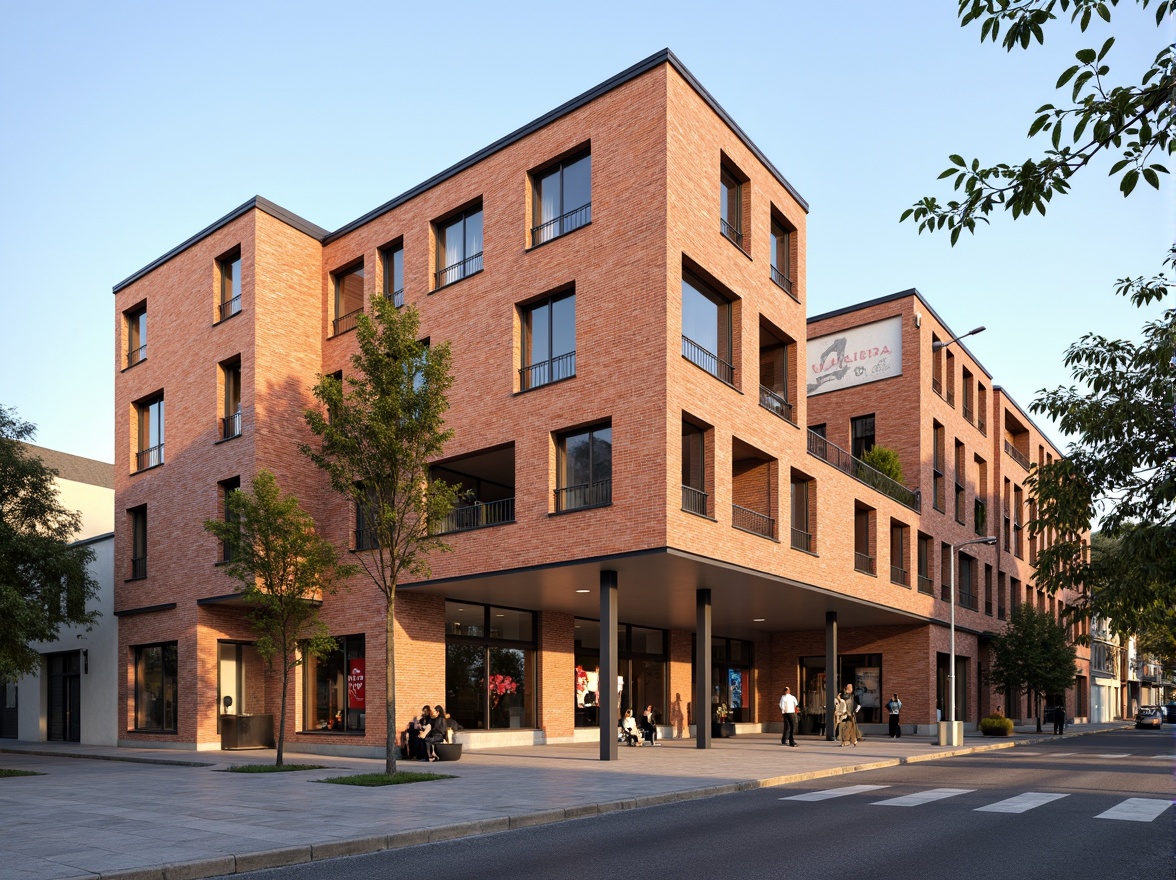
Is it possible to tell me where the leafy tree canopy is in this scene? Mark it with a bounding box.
[0,406,99,680]
[987,603,1079,727]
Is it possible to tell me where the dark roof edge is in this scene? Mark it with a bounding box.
[112,196,327,294]
[113,602,177,617]
[807,288,994,380]
[324,49,808,243]
[992,384,1068,457]
[72,531,114,549]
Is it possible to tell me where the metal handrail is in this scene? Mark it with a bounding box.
[732,504,775,539]
[333,308,362,336]
[136,444,164,472]
[433,498,516,535]
[918,575,934,595]
[532,202,591,245]
[682,336,734,385]
[131,555,147,579]
[1004,440,1030,470]
[720,218,743,248]
[759,385,795,425]
[354,526,379,551]
[855,552,876,575]
[791,528,812,552]
[806,429,920,511]
[390,287,404,308]
[959,591,979,611]
[127,345,147,368]
[520,351,576,391]
[932,376,943,396]
[222,411,241,440]
[219,295,241,321]
[682,485,708,516]
[770,265,794,296]
[435,251,483,288]
[555,479,611,512]
[891,565,909,586]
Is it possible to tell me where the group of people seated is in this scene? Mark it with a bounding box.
[619,705,661,747]
[403,704,462,761]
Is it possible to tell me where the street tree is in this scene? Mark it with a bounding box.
[988,603,1079,731]
[303,295,458,775]
[902,1,1175,643]
[0,406,99,680]
[203,469,356,765]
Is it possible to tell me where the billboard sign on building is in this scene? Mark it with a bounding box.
[807,315,903,396]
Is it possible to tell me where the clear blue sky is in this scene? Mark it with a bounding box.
[1,1,1170,464]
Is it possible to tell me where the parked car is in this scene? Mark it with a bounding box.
[1135,706,1164,729]
[1163,703,1176,724]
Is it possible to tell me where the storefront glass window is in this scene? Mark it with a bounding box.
[303,634,365,733]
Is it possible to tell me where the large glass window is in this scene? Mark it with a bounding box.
[681,274,733,384]
[851,414,875,459]
[221,358,241,440]
[532,151,591,245]
[435,206,483,288]
[445,602,535,731]
[770,217,794,294]
[332,262,364,336]
[135,395,164,471]
[381,241,404,307]
[573,619,667,728]
[303,634,365,733]
[520,290,575,390]
[800,652,883,728]
[709,637,753,723]
[720,165,743,248]
[556,424,612,512]
[129,505,147,579]
[134,643,177,732]
[790,473,812,551]
[218,248,241,321]
[682,420,707,516]
[125,305,147,368]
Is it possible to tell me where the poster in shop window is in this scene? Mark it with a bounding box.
[855,667,880,709]
[807,315,903,396]
[347,658,365,709]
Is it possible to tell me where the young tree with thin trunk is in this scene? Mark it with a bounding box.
[987,603,1079,731]
[203,469,355,766]
[303,295,457,775]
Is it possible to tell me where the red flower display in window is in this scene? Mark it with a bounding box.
[488,673,518,708]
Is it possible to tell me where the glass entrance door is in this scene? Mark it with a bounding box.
[47,652,81,742]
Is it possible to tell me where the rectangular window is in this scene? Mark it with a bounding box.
[917,533,933,594]
[854,505,875,574]
[940,542,951,601]
[135,395,164,472]
[954,440,966,524]
[932,421,945,512]
[770,217,794,295]
[435,205,483,288]
[682,273,734,385]
[134,642,177,732]
[962,367,974,423]
[931,334,944,396]
[1013,484,1024,558]
[720,165,744,249]
[354,483,379,550]
[218,248,242,321]
[890,520,909,586]
[332,262,364,336]
[221,358,241,440]
[125,304,147,368]
[998,572,1007,619]
[556,424,612,512]
[532,151,591,245]
[790,473,813,552]
[129,505,147,579]
[303,634,365,733]
[945,350,956,406]
[520,290,575,391]
[974,456,988,536]
[977,383,988,434]
[758,323,795,424]
[446,602,536,731]
[682,420,708,517]
[381,241,404,307]
[851,414,876,460]
[984,564,993,616]
[218,477,240,563]
[958,552,977,610]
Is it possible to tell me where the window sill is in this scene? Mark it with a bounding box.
[681,508,717,522]
[790,546,819,558]
[770,274,800,303]
[720,229,751,260]
[124,575,147,583]
[329,326,357,339]
[854,567,878,578]
[515,373,576,396]
[681,354,741,393]
[549,502,612,517]
[213,309,242,328]
[526,219,592,252]
[432,267,483,294]
[891,579,912,589]
[131,463,164,476]
[215,432,242,445]
[733,524,779,542]
[121,358,147,374]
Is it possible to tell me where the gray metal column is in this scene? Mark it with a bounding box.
[825,611,838,741]
[696,588,712,750]
[599,570,618,761]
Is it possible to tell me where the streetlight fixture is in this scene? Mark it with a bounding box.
[933,326,986,351]
[942,534,997,747]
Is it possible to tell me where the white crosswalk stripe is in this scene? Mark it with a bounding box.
[1096,754,1129,759]
[872,788,974,807]
[781,784,889,801]
[1096,799,1173,822]
[975,792,1069,813]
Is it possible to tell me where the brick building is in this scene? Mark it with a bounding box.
[111,50,1087,756]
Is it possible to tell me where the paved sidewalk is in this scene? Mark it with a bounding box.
[0,723,1130,880]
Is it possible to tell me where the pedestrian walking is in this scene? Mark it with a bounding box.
[838,683,860,747]
[1053,702,1066,735]
[779,687,798,746]
[887,692,902,739]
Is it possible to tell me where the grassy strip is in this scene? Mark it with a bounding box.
[0,768,43,778]
[226,763,326,773]
[316,771,453,786]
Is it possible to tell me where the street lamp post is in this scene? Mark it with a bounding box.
[942,534,997,747]
[933,326,986,351]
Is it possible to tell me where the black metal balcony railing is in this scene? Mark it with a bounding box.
[770,265,795,296]
[918,574,934,595]
[963,404,974,423]
[532,202,591,245]
[855,552,876,575]
[946,389,956,406]
[127,344,147,368]
[941,583,951,602]
[354,525,379,551]
[682,485,708,517]
[720,218,744,249]
[932,375,943,396]
[136,443,164,472]
[682,336,734,385]
[333,308,362,336]
[977,415,987,435]
[806,429,921,512]
[222,411,241,440]
[555,479,612,513]
[520,351,576,391]
[435,251,483,288]
[790,527,812,552]
[759,385,795,425]
[985,598,993,615]
[219,295,241,322]
[891,565,909,586]
[389,287,404,308]
[732,504,775,539]
[959,591,979,611]
[433,498,516,535]
[131,555,147,579]
[974,498,987,536]
[1004,440,1030,470]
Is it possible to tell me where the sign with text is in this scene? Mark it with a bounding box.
[807,315,903,396]
[347,658,365,709]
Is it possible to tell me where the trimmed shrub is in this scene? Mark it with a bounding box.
[860,446,904,484]
[979,714,1014,736]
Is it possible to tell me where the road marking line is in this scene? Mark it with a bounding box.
[1096,798,1173,822]
[1013,751,1042,755]
[1047,752,1076,757]
[975,792,1069,813]
[1095,754,1129,759]
[781,785,890,801]
[872,788,974,807]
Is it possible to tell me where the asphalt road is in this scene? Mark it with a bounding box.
[216,729,1174,880]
